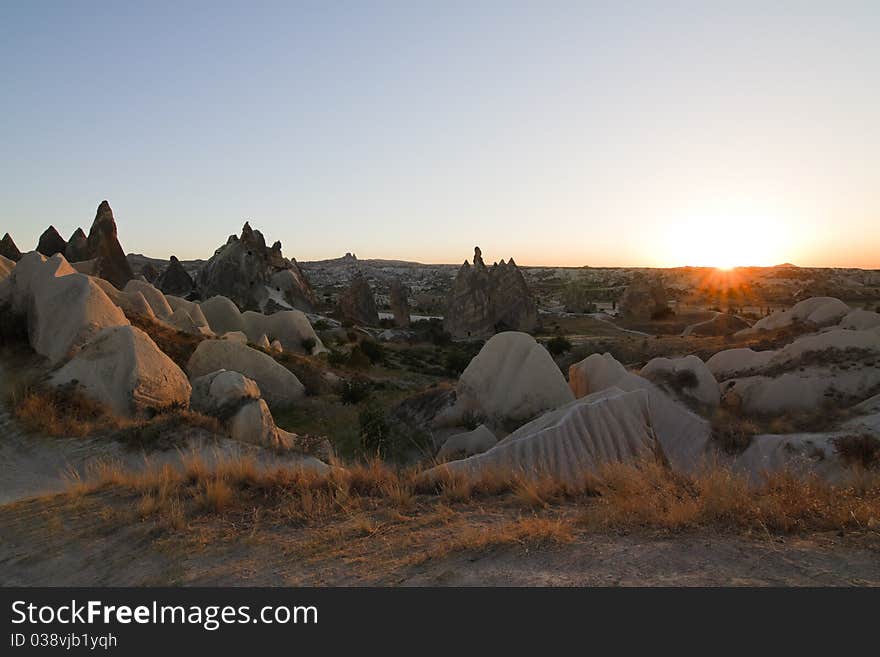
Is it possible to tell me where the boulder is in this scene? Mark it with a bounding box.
[640,355,720,408]
[739,297,850,334]
[229,398,330,457]
[123,279,173,318]
[270,340,283,354]
[167,306,212,336]
[197,222,316,312]
[448,332,574,428]
[437,424,497,461]
[443,247,537,339]
[221,331,248,343]
[682,313,751,337]
[838,308,880,331]
[64,228,90,263]
[390,279,411,328]
[186,339,305,407]
[256,334,271,350]
[199,295,246,334]
[241,309,324,354]
[619,273,669,321]
[705,348,778,381]
[4,253,129,364]
[36,226,67,257]
[336,273,379,326]
[190,369,260,415]
[0,233,21,262]
[423,388,660,487]
[85,201,134,289]
[733,432,853,484]
[51,325,191,417]
[155,255,194,296]
[566,352,711,472]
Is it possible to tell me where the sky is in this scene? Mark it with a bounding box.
[1,1,878,268]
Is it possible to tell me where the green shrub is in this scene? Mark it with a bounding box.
[347,346,371,370]
[337,378,373,405]
[358,403,391,456]
[544,335,572,357]
[327,349,348,367]
[300,337,317,353]
[359,339,385,364]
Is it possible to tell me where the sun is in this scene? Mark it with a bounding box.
[663,209,788,269]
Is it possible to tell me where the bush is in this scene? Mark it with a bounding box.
[650,307,676,320]
[544,335,572,357]
[337,378,373,405]
[347,346,371,370]
[300,337,317,353]
[444,350,472,375]
[358,403,391,456]
[327,349,348,367]
[313,319,331,331]
[359,339,385,364]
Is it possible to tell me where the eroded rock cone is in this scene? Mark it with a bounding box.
[156,255,194,296]
[390,279,410,328]
[336,273,379,326]
[619,273,668,321]
[36,226,67,257]
[140,262,160,283]
[86,201,134,289]
[0,233,21,262]
[64,227,90,263]
[443,246,537,338]
[197,222,316,312]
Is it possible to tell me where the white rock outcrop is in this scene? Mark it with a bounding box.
[123,279,173,319]
[51,325,191,416]
[738,297,850,335]
[2,253,129,364]
[705,348,778,380]
[186,339,305,407]
[450,332,574,427]
[640,355,720,408]
[838,308,880,331]
[190,369,261,414]
[437,425,498,461]
[567,353,711,472]
[424,388,660,487]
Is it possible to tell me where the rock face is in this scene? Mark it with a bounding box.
[186,339,305,407]
[197,222,315,313]
[36,226,67,257]
[443,247,538,339]
[0,255,14,280]
[336,273,379,326]
[737,296,850,335]
[567,352,711,472]
[0,233,21,262]
[682,313,751,337]
[437,424,497,461]
[85,201,134,289]
[423,388,661,487]
[190,369,261,415]
[51,325,192,417]
[64,228,90,263]
[618,273,669,320]
[640,355,720,409]
[140,262,160,283]
[389,279,410,328]
[2,253,130,364]
[444,331,574,429]
[156,256,194,296]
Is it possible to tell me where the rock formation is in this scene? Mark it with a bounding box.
[618,273,669,320]
[36,226,67,257]
[64,228,90,263]
[186,339,305,407]
[1,233,22,262]
[85,200,134,290]
[156,255,194,296]
[197,222,315,312]
[336,273,379,326]
[440,331,574,429]
[389,279,411,327]
[140,262,160,283]
[443,247,537,339]
[50,325,192,417]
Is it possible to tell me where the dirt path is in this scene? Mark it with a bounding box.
[2,492,878,586]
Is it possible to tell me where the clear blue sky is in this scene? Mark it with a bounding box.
[1,1,878,267]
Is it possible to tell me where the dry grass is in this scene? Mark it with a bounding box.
[60,452,880,550]
[127,314,205,370]
[10,383,223,446]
